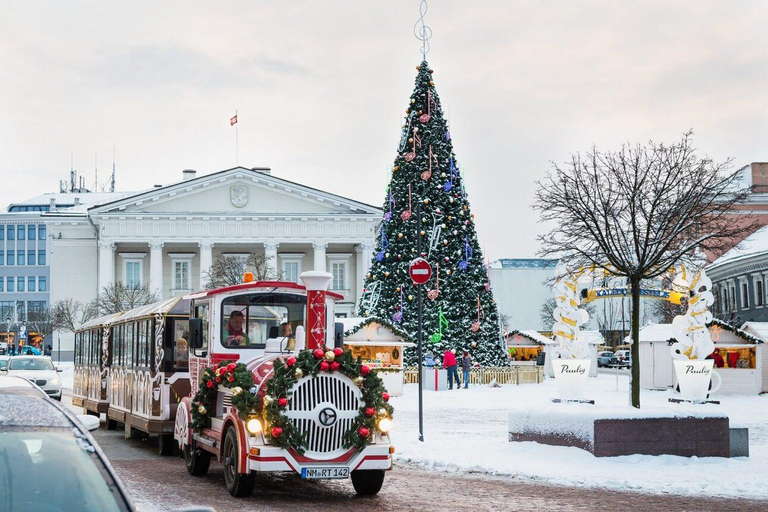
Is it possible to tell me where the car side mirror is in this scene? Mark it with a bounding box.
[189,318,203,349]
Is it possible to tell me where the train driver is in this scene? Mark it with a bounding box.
[224,310,250,347]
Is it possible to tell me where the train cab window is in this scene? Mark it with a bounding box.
[193,303,210,356]
[173,319,190,371]
[220,293,306,350]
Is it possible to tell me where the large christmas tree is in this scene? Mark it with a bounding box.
[357,62,508,367]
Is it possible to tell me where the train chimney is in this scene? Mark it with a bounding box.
[299,271,333,350]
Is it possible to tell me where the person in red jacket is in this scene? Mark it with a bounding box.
[443,349,459,390]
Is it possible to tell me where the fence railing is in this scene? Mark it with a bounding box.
[403,365,544,385]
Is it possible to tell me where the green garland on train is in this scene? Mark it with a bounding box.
[190,361,259,430]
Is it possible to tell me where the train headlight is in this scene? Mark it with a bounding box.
[246,418,263,434]
[377,417,393,433]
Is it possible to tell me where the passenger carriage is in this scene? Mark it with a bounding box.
[73,312,123,414]
[174,271,394,497]
[104,297,191,454]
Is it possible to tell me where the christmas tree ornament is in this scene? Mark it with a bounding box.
[286,356,297,367]
[278,397,288,407]
[334,347,344,357]
[427,262,440,300]
[444,156,457,191]
[375,227,389,261]
[458,236,474,270]
[365,407,376,417]
[472,341,477,348]
[354,376,364,387]
[403,126,421,161]
[271,427,283,438]
[398,232,404,239]
[294,368,304,379]
[429,306,449,343]
[361,365,371,376]
[232,386,243,396]
[401,183,413,220]
[383,190,395,222]
[471,296,485,332]
[325,350,336,362]
[320,361,330,372]
[198,405,207,415]
[313,349,325,360]
[359,427,370,438]
[330,362,340,371]
[392,285,405,322]
[263,395,274,406]
[420,90,437,123]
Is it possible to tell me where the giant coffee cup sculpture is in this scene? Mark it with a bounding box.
[551,264,593,402]
[669,266,722,403]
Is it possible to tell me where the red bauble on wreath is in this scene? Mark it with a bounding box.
[358,427,370,438]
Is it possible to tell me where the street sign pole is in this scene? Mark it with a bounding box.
[416,202,424,442]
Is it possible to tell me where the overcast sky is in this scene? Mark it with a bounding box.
[1,1,767,260]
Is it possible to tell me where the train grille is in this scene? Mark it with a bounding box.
[285,373,361,460]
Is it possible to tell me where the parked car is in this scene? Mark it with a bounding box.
[614,350,632,368]
[18,344,43,356]
[0,379,136,511]
[0,355,9,372]
[597,351,618,368]
[4,355,62,400]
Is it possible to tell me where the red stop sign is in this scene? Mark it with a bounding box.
[409,258,432,285]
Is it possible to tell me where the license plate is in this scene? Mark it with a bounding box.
[301,467,350,479]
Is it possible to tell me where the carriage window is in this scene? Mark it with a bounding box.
[173,319,190,371]
[220,293,306,350]
[194,303,210,356]
[126,323,135,368]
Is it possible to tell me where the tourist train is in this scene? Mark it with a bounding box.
[73,270,393,497]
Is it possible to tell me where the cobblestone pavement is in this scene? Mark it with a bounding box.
[91,429,765,512]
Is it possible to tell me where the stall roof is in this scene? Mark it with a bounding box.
[341,316,412,342]
[506,329,552,346]
[741,322,768,343]
[624,320,763,345]
[344,340,416,348]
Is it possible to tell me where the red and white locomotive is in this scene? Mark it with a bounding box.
[173,271,394,497]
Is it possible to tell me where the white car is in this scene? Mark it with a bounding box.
[0,355,9,372]
[4,356,63,400]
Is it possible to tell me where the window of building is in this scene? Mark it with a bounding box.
[0,279,3,293]
[7,279,14,293]
[7,252,14,266]
[28,225,35,240]
[174,261,189,290]
[16,301,25,321]
[27,277,35,292]
[17,226,24,240]
[27,250,35,266]
[0,226,4,239]
[125,261,141,287]
[17,277,24,293]
[169,253,194,292]
[741,281,749,309]
[38,225,46,240]
[7,227,14,241]
[730,284,737,310]
[38,277,46,292]
[0,251,3,266]
[27,301,46,321]
[38,250,46,265]
[16,251,23,266]
[331,262,346,290]
[280,254,304,284]
[756,278,764,307]
[0,301,14,321]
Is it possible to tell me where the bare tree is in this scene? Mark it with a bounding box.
[203,252,281,289]
[52,298,99,332]
[535,132,754,408]
[96,282,160,315]
[27,305,56,347]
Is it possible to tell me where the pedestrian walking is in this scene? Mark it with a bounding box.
[461,350,471,389]
[443,349,459,390]
[424,352,437,368]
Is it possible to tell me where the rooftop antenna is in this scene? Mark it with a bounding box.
[110,146,116,192]
[94,151,98,192]
[70,152,76,193]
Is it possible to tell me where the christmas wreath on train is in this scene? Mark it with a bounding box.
[190,347,394,454]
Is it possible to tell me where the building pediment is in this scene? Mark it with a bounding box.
[88,167,381,217]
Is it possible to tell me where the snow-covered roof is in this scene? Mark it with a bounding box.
[506,329,552,345]
[708,225,768,269]
[740,322,768,343]
[8,191,140,214]
[625,320,763,344]
[496,259,558,270]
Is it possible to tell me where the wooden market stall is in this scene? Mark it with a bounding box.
[635,320,765,395]
[340,317,415,396]
[505,330,547,366]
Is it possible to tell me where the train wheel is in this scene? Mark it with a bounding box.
[158,433,175,456]
[223,426,255,497]
[184,442,211,476]
[351,470,385,496]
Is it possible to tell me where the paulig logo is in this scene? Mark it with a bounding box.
[560,364,586,375]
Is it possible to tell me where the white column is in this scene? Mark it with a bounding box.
[199,242,213,289]
[149,242,164,298]
[313,242,327,272]
[264,242,278,278]
[98,241,115,293]
[355,244,365,301]
[363,242,372,278]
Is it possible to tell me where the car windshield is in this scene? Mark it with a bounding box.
[0,429,129,511]
[221,293,306,350]
[9,358,54,371]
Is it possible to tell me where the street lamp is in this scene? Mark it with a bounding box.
[3,317,10,354]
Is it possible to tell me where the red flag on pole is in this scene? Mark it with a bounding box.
[230,114,238,126]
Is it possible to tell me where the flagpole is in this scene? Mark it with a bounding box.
[235,109,239,166]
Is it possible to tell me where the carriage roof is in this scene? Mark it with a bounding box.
[77,312,124,331]
[184,280,344,300]
[107,296,190,325]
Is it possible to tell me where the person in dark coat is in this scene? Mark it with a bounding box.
[443,349,459,390]
[461,351,471,389]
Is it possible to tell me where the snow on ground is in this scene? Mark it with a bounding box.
[389,373,768,500]
[57,361,74,390]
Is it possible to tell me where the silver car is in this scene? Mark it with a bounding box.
[4,356,63,400]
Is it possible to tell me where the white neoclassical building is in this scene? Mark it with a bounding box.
[8,166,381,357]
